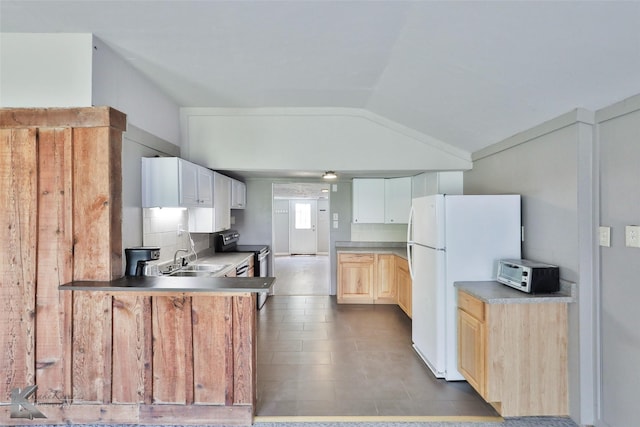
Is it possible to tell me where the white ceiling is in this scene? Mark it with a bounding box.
[2,0,640,154]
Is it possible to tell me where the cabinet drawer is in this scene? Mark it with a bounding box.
[458,291,484,321]
[338,253,374,263]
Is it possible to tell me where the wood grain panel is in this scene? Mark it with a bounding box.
[72,127,122,281]
[108,127,123,279]
[0,403,252,425]
[486,302,568,416]
[0,106,126,131]
[232,294,256,405]
[375,254,396,303]
[140,404,253,425]
[152,296,193,404]
[35,127,74,403]
[112,295,152,403]
[192,296,230,404]
[72,292,112,403]
[0,128,37,402]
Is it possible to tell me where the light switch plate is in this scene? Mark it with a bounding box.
[333,220,339,229]
[599,226,611,247]
[625,225,640,248]
[333,213,339,221]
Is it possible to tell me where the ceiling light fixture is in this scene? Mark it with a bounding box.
[322,171,337,180]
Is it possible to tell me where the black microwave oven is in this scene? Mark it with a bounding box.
[496,259,560,294]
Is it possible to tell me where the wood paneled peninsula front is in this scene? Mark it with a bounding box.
[455,281,575,418]
[55,277,273,426]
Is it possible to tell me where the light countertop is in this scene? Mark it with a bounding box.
[336,241,407,259]
[455,280,575,304]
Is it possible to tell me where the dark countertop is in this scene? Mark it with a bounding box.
[455,280,575,304]
[59,276,275,293]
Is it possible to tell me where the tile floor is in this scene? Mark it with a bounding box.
[272,255,330,295]
[257,256,499,417]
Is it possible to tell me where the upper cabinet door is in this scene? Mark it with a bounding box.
[353,178,385,223]
[179,159,200,207]
[213,172,232,231]
[231,179,246,209]
[384,177,412,224]
[196,167,213,207]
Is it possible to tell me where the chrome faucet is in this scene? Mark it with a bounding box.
[173,248,189,269]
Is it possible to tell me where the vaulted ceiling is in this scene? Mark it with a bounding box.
[2,0,640,154]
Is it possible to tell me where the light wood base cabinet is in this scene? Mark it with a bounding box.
[337,252,409,314]
[375,254,397,304]
[337,253,375,303]
[395,257,412,318]
[457,290,568,417]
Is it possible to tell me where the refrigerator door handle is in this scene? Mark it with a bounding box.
[407,205,415,280]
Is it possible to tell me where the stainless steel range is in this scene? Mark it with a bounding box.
[214,230,271,309]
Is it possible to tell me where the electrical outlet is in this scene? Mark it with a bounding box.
[625,225,640,248]
[599,226,611,247]
[177,224,184,236]
[521,226,525,242]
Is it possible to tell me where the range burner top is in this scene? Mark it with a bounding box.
[236,244,269,255]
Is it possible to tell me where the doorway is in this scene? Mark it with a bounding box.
[272,183,330,295]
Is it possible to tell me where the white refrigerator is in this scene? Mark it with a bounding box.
[407,194,521,381]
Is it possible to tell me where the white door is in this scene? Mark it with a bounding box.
[289,200,317,255]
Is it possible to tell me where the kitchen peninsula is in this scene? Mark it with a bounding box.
[56,276,274,425]
[0,107,268,425]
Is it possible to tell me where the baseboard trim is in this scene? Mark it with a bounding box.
[254,415,504,423]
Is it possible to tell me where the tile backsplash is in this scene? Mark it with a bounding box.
[351,223,408,242]
[142,208,210,264]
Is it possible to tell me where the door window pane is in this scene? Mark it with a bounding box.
[295,203,311,229]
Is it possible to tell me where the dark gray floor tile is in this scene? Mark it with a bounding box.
[258,264,493,418]
[271,351,332,365]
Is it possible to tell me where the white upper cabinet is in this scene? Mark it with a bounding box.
[352,179,385,223]
[231,179,246,209]
[384,177,412,224]
[142,157,213,208]
[352,177,412,224]
[196,166,214,206]
[213,172,231,231]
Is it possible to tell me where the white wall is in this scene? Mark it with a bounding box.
[92,37,181,145]
[180,108,472,173]
[350,223,406,242]
[0,33,92,107]
[465,109,597,426]
[0,33,181,147]
[595,95,640,427]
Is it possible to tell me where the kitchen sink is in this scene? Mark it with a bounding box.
[166,264,231,277]
[181,264,230,272]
